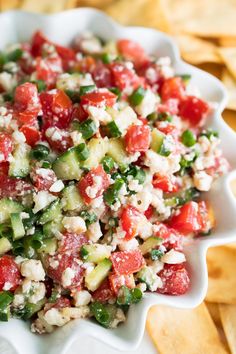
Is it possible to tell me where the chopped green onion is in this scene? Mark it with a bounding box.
[76,143,89,161]
[12,240,25,257]
[0,291,13,321]
[80,245,89,260]
[102,155,115,173]
[147,112,158,122]
[177,187,200,206]
[31,80,46,93]
[177,74,191,83]
[158,137,172,157]
[101,53,112,64]
[30,144,50,160]
[150,249,164,261]
[79,85,96,96]
[104,178,124,205]
[3,92,14,102]
[65,89,80,103]
[158,112,173,122]
[78,119,97,139]
[107,121,121,138]
[109,87,121,99]
[126,165,146,184]
[130,288,143,304]
[7,48,23,62]
[181,130,196,147]
[41,160,51,169]
[108,217,119,228]
[200,129,219,140]
[117,286,132,306]
[129,87,146,106]
[79,210,97,226]
[90,302,116,328]
[30,231,44,250]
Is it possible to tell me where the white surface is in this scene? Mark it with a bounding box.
[0,7,236,354]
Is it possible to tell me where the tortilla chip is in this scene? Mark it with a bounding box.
[76,0,115,9]
[219,37,236,47]
[223,109,236,132]
[20,0,67,12]
[218,47,236,83]
[219,304,236,354]
[207,246,236,304]
[147,303,228,354]
[175,34,222,64]
[196,63,223,80]
[206,302,222,327]
[165,0,236,38]
[105,0,171,33]
[221,69,236,111]
[0,0,20,11]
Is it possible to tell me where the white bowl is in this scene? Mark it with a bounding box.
[0,8,236,354]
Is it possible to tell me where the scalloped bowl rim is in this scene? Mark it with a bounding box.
[0,8,236,354]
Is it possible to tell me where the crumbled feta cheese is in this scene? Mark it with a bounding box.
[61,267,75,288]
[13,294,25,308]
[3,282,13,291]
[118,238,139,251]
[44,308,70,327]
[21,260,45,281]
[87,221,103,242]
[33,191,57,214]
[28,282,46,304]
[49,180,64,193]
[193,171,213,191]
[0,72,16,91]
[110,308,126,328]
[12,130,26,144]
[62,216,87,233]
[87,106,112,124]
[135,89,159,117]
[73,290,91,307]
[161,249,186,264]
[85,175,103,199]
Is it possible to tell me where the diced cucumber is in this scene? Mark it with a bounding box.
[137,266,158,290]
[151,128,172,157]
[139,236,162,255]
[52,146,82,180]
[38,238,58,255]
[107,138,128,167]
[80,244,111,263]
[0,198,23,223]
[0,237,12,255]
[43,217,63,238]
[107,106,137,135]
[9,144,30,178]
[10,213,25,240]
[0,291,13,322]
[82,138,109,169]
[39,199,61,225]
[85,258,112,291]
[62,184,83,211]
[22,298,46,320]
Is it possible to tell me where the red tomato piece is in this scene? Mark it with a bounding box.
[117,39,149,69]
[16,110,39,126]
[154,223,183,251]
[161,77,185,102]
[40,90,72,129]
[46,253,84,289]
[36,56,63,88]
[121,205,143,240]
[125,125,151,154]
[58,232,88,254]
[42,125,73,153]
[0,162,9,175]
[0,175,33,199]
[78,165,110,204]
[157,263,190,295]
[55,45,76,70]
[144,205,154,219]
[31,31,48,57]
[179,96,209,126]
[109,63,142,90]
[152,173,179,193]
[157,98,179,115]
[0,133,13,160]
[19,125,41,147]
[14,82,41,112]
[31,168,57,191]
[110,250,145,276]
[169,201,202,235]
[92,61,113,88]
[71,104,88,122]
[0,255,21,292]
[80,89,117,108]
[109,273,135,295]
[92,278,115,303]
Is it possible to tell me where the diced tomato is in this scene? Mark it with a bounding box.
[121,205,143,240]
[92,61,113,88]
[109,63,142,91]
[14,82,41,112]
[0,133,13,160]
[157,98,179,115]
[16,110,39,126]
[36,56,63,88]
[179,96,209,126]
[78,165,110,204]
[58,232,88,254]
[124,125,151,154]
[110,250,145,276]
[44,296,71,312]
[31,31,48,57]
[109,273,135,295]
[31,168,57,191]
[46,253,84,289]
[42,125,73,153]
[152,173,179,193]
[169,201,204,235]
[40,90,72,129]
[55,45,76,70]
[19,125,41,147]
[157,263,190,295]
[74,56,96,73]
[80,89,117,108]
[156,122,179,139]
[197,201,215,234]
[71,104,88,122]
[154,223,183,251]
[0,175,33,199]
[144,205,154,219]
[92,278,115,302]
[117,39,149,69]
[0,162,9,175]
[161,77,185,102]
[0,255,21,292]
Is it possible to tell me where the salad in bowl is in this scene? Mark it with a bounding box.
[0,27,229,336]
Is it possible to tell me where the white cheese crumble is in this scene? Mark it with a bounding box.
[161,249,186,264]
[49,180,64,193]
[61,267,75,288]
[73,290,91,307]
[21,260,45,281]
[33,191,57,214]
[62,216,87,234]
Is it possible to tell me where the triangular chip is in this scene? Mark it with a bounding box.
[222,69,236,111]
[219,304,236,354]
[147,303,228,354]
[218,47,236,81]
